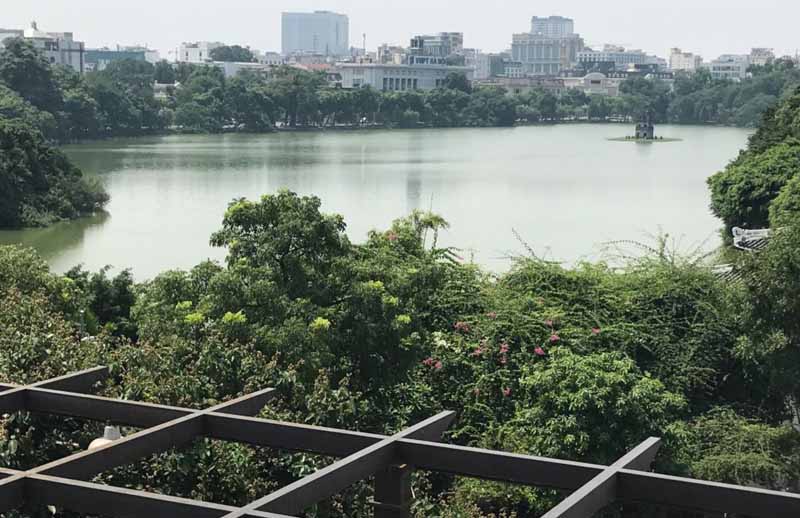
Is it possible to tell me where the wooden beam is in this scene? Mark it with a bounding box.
[225,412,456,517]
[541,437,662,518]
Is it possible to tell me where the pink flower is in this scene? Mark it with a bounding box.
[544,319,554,327]
[592,327,601,335]
[499,342,510,354]
[503,387,512,397]
[386,231,398,242]
[549,334,560,343]
[422,357,434,367]
[486,311,498,319]
[434,360,443,370]
[471,347,484,357]
[534,346,546,357]
[454,321,471,333]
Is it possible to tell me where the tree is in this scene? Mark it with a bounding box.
[154,60,177,84]
[443,72,472,94]
[0,118,108,228]
[225,73,277,131]
[209,45,256,63]
[708,138,800,231]
[0,84,56,138]
[210,191,350,302]
[0,38,62,114]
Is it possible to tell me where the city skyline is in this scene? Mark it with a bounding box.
[3,0,798,61]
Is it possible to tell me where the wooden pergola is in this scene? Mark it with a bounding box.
[0,366,797,517]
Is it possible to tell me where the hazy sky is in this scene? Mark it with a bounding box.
[4,0,798,60]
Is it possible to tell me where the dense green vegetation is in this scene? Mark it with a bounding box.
[5,97,800,514]
[2,38,798,143]
[0,118,108,228]
[709,86,800,232]
[2,44,800,517]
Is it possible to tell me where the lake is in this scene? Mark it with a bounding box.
[0,124,751,279]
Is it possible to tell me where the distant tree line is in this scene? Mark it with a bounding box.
[2,37,799,144]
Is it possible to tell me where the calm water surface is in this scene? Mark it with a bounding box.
[0,124,750,278]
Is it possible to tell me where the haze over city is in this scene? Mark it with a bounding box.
[4,0,798,60]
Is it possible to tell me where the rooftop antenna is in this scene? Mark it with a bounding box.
[363,33,366,54]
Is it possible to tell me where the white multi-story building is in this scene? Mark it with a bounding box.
[512,15,583,76]
[1,22,85,73]
[282,11,349,57]
[577,47,648,69]
[530,16,574,38]
[705,54,750,81]
[178,41,224,63]
[258,51,284,66]
[336,62,473,91]
[669,48,703,72]
[750,48,775,67]
[410,33,464,58]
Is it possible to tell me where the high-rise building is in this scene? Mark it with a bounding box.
[530,16,575,38]
[512,16,583,76]
[669,48,703,72]
[281,11,349,57]
[1,22,85,73]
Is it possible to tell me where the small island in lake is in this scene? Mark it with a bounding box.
[609,113,682,143]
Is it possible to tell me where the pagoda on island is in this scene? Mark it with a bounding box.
[634,112,655,140]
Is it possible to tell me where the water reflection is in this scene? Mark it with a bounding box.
[0,211,111,264]
[7,124,751,279]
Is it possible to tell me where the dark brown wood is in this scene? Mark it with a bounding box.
[26,387,190,426]
[541,437,662,518]
[31,366,109,392]
[26,474,296,518]
[2,367,800,518]
[0,475,25,513]
[617,469,800,518]
[204,413,383,457]
[397,438,604,490]
[373,464,412,518]
[225,412,456,517]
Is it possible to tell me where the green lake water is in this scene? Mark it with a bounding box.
[0,124,751,278]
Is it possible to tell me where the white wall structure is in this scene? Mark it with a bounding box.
[669,48,703,72]
[336,62,473,91]
[578,48,648,69]
[705,54,750,81]
[178,41,224,63]
[282,11,349,57]
[5,22,85,73]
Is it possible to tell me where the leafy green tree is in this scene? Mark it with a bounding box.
[210,192,350,302]
[708,138,800,231]
[0,38,62,114]
[443,72,472,94]
[154,60,177,84]
[680,408,800,489]
[0,83,56,138]
[225,73,277,131]
[0,118,109,228]
[210,45,256,63]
